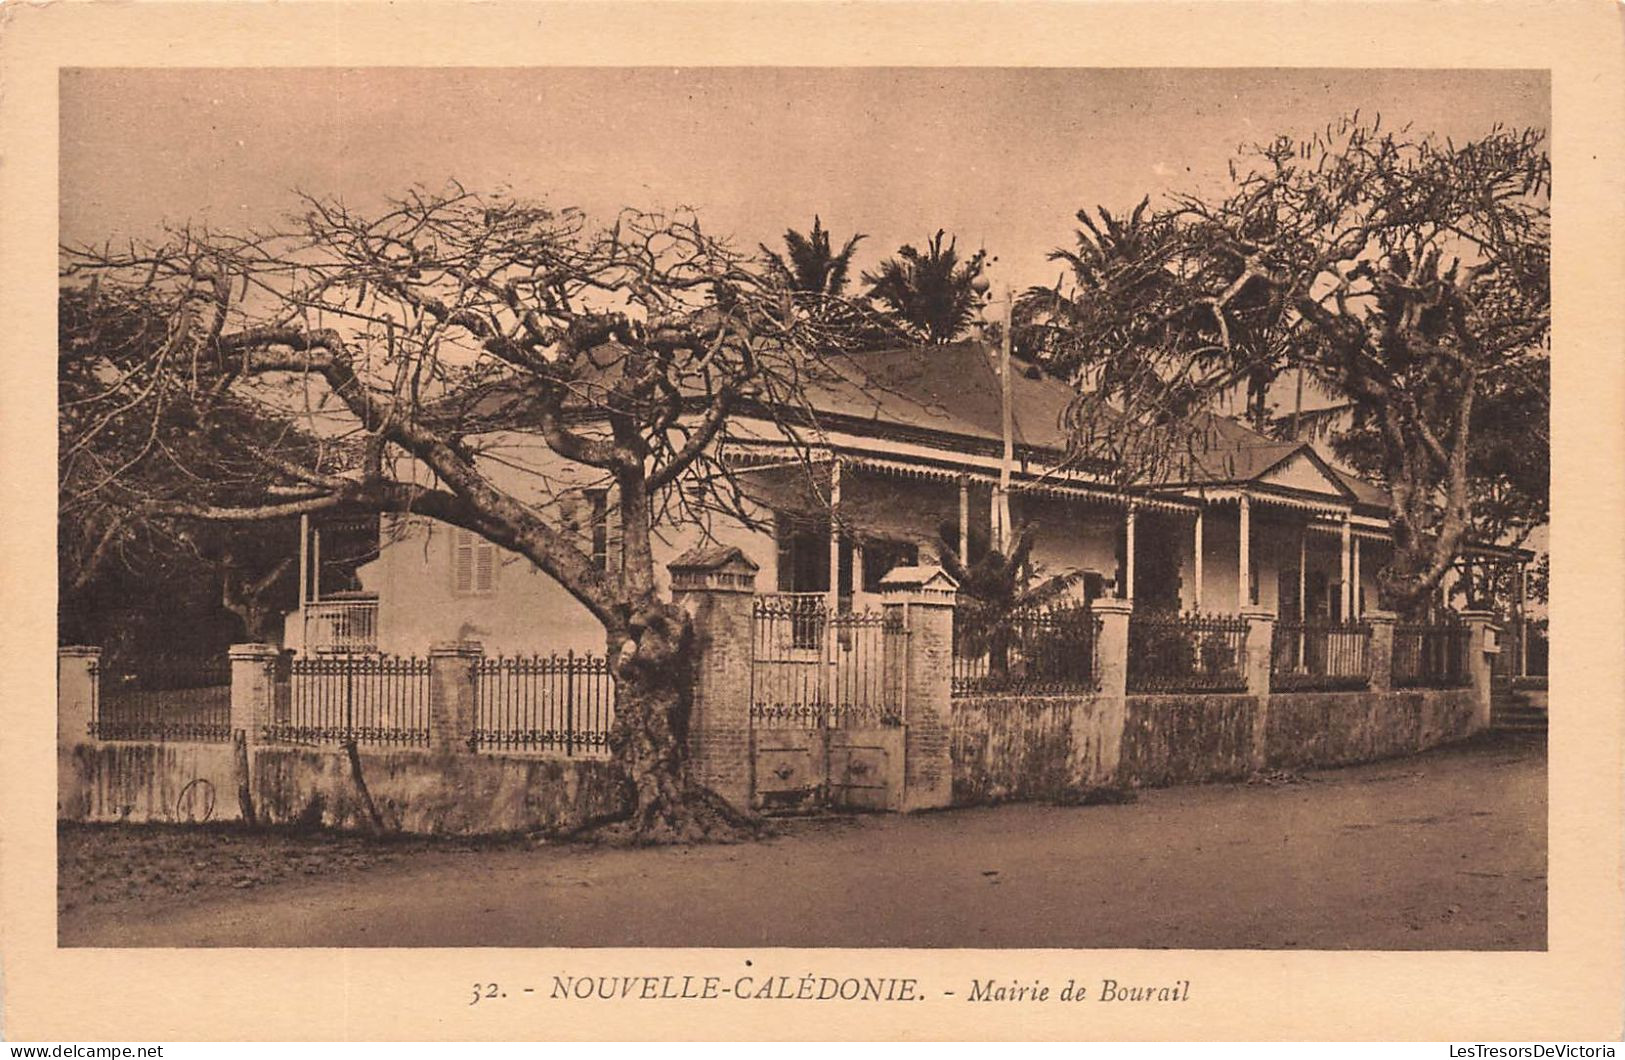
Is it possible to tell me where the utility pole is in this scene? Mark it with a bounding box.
[996,284,1014,555]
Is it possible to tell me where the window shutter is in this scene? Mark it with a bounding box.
[475,540,496,592]
[453,530,475,593]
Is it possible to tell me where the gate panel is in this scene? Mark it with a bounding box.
[749,595,909,812]
[827,727,905,811]
[750,729,825,813]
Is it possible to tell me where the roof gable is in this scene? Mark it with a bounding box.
[1254,448,1357,500]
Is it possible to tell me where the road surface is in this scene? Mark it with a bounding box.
[60,733,1545,949]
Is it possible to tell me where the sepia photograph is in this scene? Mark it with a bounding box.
[51,64,1554,952]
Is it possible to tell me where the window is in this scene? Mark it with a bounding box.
[774,514,830,593]
[586,489,609,572]
[452,528,498,595]
[860,538,919,593]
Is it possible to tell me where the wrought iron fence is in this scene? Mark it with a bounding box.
[952,604,1102,695]
[268,654,431,745]
[93,654,232,741]
[1393,619,1470,688]
[474,652,615,756]
[1127,611,1250,694]
[750,594,907,727]
[1270,620,1372,692]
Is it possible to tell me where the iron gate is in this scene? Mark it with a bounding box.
[749,594,908,812]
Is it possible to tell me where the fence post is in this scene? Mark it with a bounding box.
[1365,611,1397,693]
[1459,610,1500,732]
[429,641,482,753]
[879,565,958,812]
[1089,597,1133,785]
[58,646,101,748]
[1239,607,1275,696]
[1240,606,1276,771]
[669,547,760,813]
[1092,598,1132,699]
[229,643,280,743]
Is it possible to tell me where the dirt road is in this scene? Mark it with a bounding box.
[60,733,1545,949]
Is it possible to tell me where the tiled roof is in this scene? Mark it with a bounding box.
[451,338,1391,510]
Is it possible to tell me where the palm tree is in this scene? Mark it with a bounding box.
[936,521,1083,678]
[759,216,866,297]
[863,229,989,345]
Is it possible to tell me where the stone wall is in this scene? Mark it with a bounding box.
[58,740,626,835]
[1118,694,1260,788]
[59,741,242,824]
[252,748,625,834]
[951,692,1120,803]
[952,685,1485,803]
[1262,687,1479,771]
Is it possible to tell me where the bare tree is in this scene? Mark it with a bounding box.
[61,187,880,841]
[1019,117,1549,615]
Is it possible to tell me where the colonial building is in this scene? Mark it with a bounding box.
[284,341,1529,658]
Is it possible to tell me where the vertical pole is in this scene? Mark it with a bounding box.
[1192,508,1204,613]
[852,544,865,607]
[1516,560,1528,677]
[312,527,322,604]
[1238,494,1251,610]
[827,458,842,616]
[1297,526,1308,666]
[1353,535,1363,617]
[996,285,1015,554]
[958,475,970,567]
[1123,506,1137,602]
[298,513,310,613]
[1340,512,1353,622]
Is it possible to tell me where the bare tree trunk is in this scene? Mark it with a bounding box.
[598,601,763,844]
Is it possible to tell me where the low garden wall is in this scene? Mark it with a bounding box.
[1119,694,1259,788]
[59,741,242,824]
[953,685,1485,803]
[58,740,627,835]
[950,692,1122,803]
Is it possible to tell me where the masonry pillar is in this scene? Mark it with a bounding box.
[1089,597,1133,785]
[229,643,280,743]
[1240,606,1275,770]
[58,646,101,748]
[669,547,760,813]
[1364,610,1397,693]
[428,641,482,753]
[1460,610,1501,733]
[879,565,958,812]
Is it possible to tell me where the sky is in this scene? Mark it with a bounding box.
[61,67,1549,300]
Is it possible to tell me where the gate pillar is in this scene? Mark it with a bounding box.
[880,565,959,812]
[670,546,759,813]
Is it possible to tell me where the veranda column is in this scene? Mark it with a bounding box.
[879,565,958,812]
[1515,560,1528,676]
[1123,505,1137,602]
[1297,527,1308,665]
[826,458,843,614]
[957,475,970,567]
[669,547,760,813]
[1353,536,1363,617]
[1237,493,1252,609]
[1192,508,1204,612]
[1340,513,1353,621]
[58,646,101,748]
